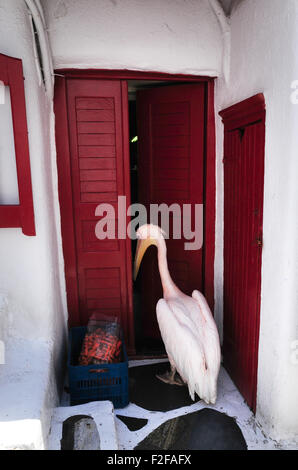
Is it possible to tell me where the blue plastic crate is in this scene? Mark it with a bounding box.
[68,326,129,408]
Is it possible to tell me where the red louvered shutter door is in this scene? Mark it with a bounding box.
[137,84,205,339]
[58,79,134,352]
[220,95,265,411]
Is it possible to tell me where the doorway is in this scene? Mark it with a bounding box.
[54,70,216,357]
[128,80,206,355]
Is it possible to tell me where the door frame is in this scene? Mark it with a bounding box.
[54,69,216,354]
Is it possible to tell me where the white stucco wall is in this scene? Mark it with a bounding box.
[215,0,298,444]
[0,0,66,344]
[42,0,223,75]
[1,0,297,449]
[0,0,67,448]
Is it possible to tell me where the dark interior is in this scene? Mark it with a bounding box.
[128,79,195,357]
[128,80,167,356]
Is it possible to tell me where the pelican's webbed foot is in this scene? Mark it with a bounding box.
[156,370,185,386]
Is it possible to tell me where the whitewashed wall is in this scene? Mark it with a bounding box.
[1,0,297,448]
[43,0,223,75]
[0,0,66,344]
[215,0,298,445]
[0,0,67,448]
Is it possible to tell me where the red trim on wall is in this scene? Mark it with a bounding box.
[55,68,215,82]
[0,53,35,235]
[54,76,81,326]
[0,205,21,227]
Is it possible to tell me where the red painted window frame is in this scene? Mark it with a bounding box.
[0,53,35,236]
[54,70,216,336]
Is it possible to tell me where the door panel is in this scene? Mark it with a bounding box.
[58,78,133,350]
[137,84,205,339]
[223,115,265,411]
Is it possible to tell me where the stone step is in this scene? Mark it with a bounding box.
[47,400,118,450]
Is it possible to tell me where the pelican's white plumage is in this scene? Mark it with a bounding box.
[134,224,221,405]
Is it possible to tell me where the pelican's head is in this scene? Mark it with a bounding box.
[133,224,166,280]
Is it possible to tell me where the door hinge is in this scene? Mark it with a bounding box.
[253,236,263,248]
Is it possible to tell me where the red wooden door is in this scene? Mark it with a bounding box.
[55,78,134,353]
[220,95,265,411]
[137,84,205,339]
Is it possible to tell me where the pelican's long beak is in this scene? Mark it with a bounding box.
[134,238,157,280]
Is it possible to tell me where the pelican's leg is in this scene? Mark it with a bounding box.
[156,361,185,386]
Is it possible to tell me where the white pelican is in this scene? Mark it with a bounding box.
[134,224,221,405]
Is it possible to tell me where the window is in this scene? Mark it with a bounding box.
[0,53,35,235]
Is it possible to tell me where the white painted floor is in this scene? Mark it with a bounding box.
[115,361,284,450]
[50,360,295,450]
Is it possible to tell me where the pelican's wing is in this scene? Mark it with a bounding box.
[191,290,217,326]
[191,290,221,379]
[156,298,208,401]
